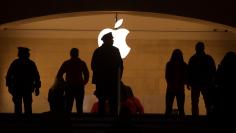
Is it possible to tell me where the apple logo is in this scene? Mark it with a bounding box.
[98,19,130,59]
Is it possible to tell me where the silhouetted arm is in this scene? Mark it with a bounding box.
[57,62,66,80]
[165,62,171,85]
[91,51,96,72]
[187,57,194,89]
[6,61,15,87]
[32,62,41,96]
[119,60,124,79]
[183,62,189,89]
[209,56,217,81]
[6,61,16,94]
[116,48,123,78]
[215,64,223,87]
[91,51,97,84]
[82,61,89,85]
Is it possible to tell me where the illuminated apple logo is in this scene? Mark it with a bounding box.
[98,19,130,59]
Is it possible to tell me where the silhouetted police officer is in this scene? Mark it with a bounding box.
[6,47,41,114]
[91,32,123,115]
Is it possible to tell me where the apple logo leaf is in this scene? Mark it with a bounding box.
[114,19,123,29]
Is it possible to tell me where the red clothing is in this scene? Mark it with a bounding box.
[91,102,99,113]
[91,101,109,113]
[91,98,144,114]
[121,97,144,114]
[57,57,89,86]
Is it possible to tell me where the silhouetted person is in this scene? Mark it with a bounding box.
[188,42,216,116]
[165,49,188,116]
[6,47,41,114]
[214,51,236,118]
[91,100,110,113]
[48,77,66,113]
[91,32,123,116]
[91,82,144,115]
[120,82,144,115]
[57,48,89,114]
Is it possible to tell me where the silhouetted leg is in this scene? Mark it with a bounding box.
[201,88,210,115]
[65,88,74,113]
[176,91,185,116]
[109,90,118,116]
[23,93,32,114]
[191,88,200,116]
[49,102,55,112]
[75,88,84,114]
[96,84,107,115]
[98,97,106,115]
[13,95,22,114]
[165,90,175,115]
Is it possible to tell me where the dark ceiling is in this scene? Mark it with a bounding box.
[0,0,235,28]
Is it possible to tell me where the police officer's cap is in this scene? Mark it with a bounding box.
[101,32,113,41]
[18,47,30,52]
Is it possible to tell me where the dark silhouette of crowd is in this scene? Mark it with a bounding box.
[164,41,235,118]
[91,81,144,115]
[4,37,235,120]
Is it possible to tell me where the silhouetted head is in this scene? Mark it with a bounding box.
[120,81,134,101]
[224,51,236,58]
[221,51,236,66]
[195,42,205,54]
[70,48,79,58]
[170,49,184,62]
[126,85,134,97]
[101,32,113,45]
[18,47,30,59]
